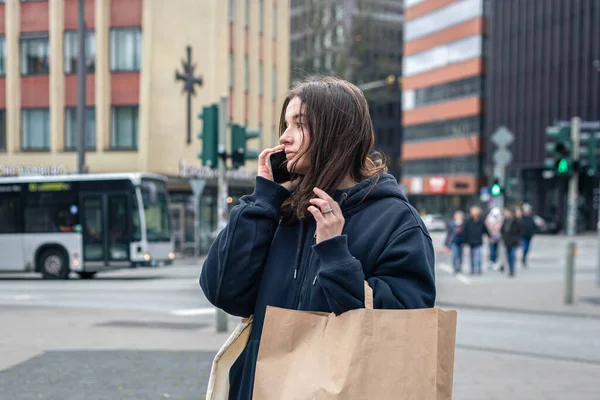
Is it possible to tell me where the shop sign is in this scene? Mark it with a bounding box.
[428,177,447,194]
[0,164,69,177]
[410,177,423,194]
[179,160,256,181]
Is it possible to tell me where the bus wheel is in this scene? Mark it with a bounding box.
[77,272,97,279]
[40,250,70,280]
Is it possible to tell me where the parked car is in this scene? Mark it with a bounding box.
[421,214,448,232]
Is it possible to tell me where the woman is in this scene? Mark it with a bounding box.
[200,76,435,399]
[485,207,504,269]
[501,207,522,277]
[445,211,465,274]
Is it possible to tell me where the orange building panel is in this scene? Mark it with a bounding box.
[405,0,456,21]
[65,74,96,107]
[21,76,49,108]
[64,0,95,30]
[0,79,5,108]
[110,73,140,105]
[402,135,480,160]
[110,0,143,27]
[403,96,482,126]
[405,17,486,56]
[0,4,5,35]
[403,58,484,90]
[402,174,479,195]
[21,1,49,33]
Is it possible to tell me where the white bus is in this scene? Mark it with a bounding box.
[0,173,174,279]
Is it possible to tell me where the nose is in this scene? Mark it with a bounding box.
[279,129,292,146]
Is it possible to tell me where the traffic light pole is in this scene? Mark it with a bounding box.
[216,95,229,333]
[565,116,580,304]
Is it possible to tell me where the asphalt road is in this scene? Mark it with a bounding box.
[1,258,600,399]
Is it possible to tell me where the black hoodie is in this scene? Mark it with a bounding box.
[200,173,436,399]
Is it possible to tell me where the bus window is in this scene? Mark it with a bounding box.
[25,190,79,233]
[0,193,21,233]
[140,179,171,242]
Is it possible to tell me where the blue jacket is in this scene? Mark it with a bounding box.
[200,173,436,400]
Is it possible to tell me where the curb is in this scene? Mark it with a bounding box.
[435,301,600,320]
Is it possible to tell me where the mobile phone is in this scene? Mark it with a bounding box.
[267,150,293,184]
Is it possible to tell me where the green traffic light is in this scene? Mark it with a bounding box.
[557,158,569,174]
[490,184,501,196]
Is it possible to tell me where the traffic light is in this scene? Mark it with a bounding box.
[490,179,502,197]
[545,126,572,176]
[580,131,599,176]
[198,104,219,168]
[231,124,260,168]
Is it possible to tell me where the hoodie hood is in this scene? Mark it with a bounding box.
[332,173,407,214]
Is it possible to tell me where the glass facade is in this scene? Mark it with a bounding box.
[403,76,483,111]
[404,116,481,142]
[403,155,479,176]
[403,35,482,76]
[405,0,483,41]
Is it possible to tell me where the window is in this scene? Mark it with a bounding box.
[0,36,5,76]
[405,0,483,41]
[64,30,96,74]
[403,35,482,76]
[25,186,79,233]
[403,116,481,142]
[110,28,142,72]
[0,109,5,152]
[272,4,277,39]
[244,0,249,27]
[21,109,50,150]
[65,107,96,150]
[258,61,264,96]
[229,0,235,21]
[0,192,22,234]
[259,0,264,33]
[403,76,482,111]
[271,67,276,100]
[403,155,478,176]
[111,106,138,149]
[228,52,234,89]
[21,34,50,75]
[404,0,426,7]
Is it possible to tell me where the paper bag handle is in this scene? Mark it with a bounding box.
[364,281,374,310]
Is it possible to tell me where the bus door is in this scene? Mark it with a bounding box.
[80,192,131,268]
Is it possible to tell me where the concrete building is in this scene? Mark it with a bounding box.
[0,0,289,252]
[401,0,486,216]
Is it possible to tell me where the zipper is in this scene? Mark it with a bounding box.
[295,231,317,310]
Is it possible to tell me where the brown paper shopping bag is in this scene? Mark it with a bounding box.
[253,282,457,400]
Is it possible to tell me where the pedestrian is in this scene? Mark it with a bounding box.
[501,207,522,277]
[200,76,436,399]
[463,206,490,275]
[484,207,503,269]
[445,210,465,274]
[520,203,536,268]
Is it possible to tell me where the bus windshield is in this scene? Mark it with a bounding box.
[138,179,172,242]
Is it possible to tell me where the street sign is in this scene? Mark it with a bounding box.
[190,179,206,197]
[491,126,515,147]
[493,148,513,166]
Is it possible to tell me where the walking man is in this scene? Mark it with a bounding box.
[520,203,536,268]
[463,206,490,275]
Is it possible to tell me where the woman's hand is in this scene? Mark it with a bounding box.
[257,145,301,192]
[307,187,345,244]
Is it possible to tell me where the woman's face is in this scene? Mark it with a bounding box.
[280,96,310,175]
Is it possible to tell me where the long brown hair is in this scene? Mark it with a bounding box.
[279,76,387,223]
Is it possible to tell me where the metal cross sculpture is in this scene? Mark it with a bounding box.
[175,46,204,144]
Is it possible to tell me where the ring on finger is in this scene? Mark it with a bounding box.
[322,208,334,215]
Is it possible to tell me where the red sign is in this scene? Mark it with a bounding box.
[428,177,447,194]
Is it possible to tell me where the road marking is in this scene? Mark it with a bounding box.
[437,263,471,285]
[169,308,216,316]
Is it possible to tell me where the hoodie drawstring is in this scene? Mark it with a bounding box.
[293,218,306,279]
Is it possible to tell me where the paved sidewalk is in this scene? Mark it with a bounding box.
[431,232,600,317]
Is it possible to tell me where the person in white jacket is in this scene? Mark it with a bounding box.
[485,207,504,269]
